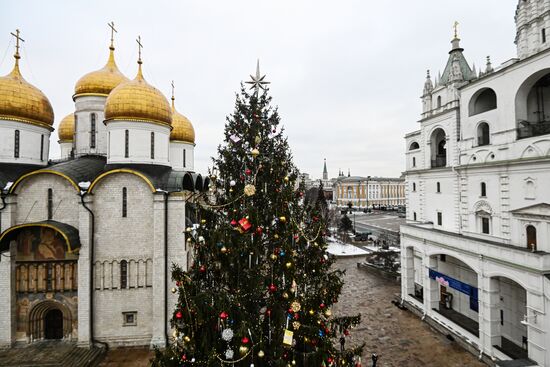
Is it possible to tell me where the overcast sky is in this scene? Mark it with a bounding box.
[1,0,518,179]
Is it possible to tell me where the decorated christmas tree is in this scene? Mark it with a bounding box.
[153,63,363,367]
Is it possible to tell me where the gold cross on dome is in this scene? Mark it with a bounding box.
[108,21,117,48]
[10,29,25,58]
[171,80,175,98]
[136,35,143,62]
[453,21,459,39]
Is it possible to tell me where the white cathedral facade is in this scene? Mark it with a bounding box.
[0,28,206,348]
[401,1,550,365]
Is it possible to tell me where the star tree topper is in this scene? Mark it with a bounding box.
[245,59,270,95]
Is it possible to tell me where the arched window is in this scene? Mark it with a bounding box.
[409,142,419,150]
[469,88,497,116]
[90,113,96,149]
[125,130,129,158]
[122,187,127,217]
[437,96,442,108]
[477,122,490,146]
[526,225,537,251]
[436,182,441,193]
[430,128,447,168]
[14,130,20,158]
[40,135,44,161]
[150,132,155,159]
[47,188,53,220]
[480,182,487,197]
[516,72,550,139]
[120,260,128,289]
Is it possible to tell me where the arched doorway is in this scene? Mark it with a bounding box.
[28,300,72,341]
[44,309,63,339]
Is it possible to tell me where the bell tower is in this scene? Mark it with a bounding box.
[515,0,550,59]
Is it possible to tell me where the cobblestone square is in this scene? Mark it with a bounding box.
[332,257,485,367]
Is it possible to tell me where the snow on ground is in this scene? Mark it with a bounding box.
[326,237,368,256]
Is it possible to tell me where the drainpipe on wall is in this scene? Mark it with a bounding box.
[80,191,108,351]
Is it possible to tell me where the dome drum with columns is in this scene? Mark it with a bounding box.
[0,26,203,349]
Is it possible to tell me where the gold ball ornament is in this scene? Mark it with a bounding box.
[257,350,265,358]
[324,309,332,317]
[239,345,249,355]
[184,336,191,343]
[282,292,289,299]
[284,176,290,182]
[279,216,287,223]
[221,246,228,254]
[290,301,301,313]
[201,219,206,224]
[251,148,260,158]
[270,254,278,261]
[285,262,292,269]
[171,287,177,294]
[274,234,279,239]
[309,309,315,315]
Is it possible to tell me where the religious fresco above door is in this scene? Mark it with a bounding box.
[16,227,77,261]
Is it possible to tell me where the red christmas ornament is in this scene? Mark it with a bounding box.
[199,265,206,273]
[241,337,250,344]
[220,311,228,320]
[320,303,326,309]
[176,281,181,286]
[266,308,272,316]
[175,311,183,319]
[293,313,299,320]
[293,234,299,240]
[255,226,263,235]
[268,284,277,293]
[245,169,252,176]
[238,218,252,233]
[327,357,334,363]
[181,354,187,361]
[344,329,350,336]
[230,219,237,226]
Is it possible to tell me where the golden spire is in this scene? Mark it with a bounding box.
[136,35,144,79]
[9,29,25,75]
[108,21,117,50]
[453,21,459,39]
[171,80,175,109]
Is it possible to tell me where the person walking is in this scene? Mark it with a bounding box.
[371,353,378,367]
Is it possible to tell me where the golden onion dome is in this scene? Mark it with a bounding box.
[73,46,128,100]
[170,97,195,143]
[0,55,54,128]
[104,61,172,126]
[58,113,75,141]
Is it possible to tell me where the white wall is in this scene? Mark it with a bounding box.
[0,120,50,166]
[74,95,108,157]
[169,141,195,171]
[107,121,170,166]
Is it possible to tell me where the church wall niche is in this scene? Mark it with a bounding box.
[11,227,79,342]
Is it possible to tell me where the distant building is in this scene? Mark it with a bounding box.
[333,176,405,208]
[401,2,550,365]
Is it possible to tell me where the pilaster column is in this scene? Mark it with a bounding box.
[77,194,93,347]
[479,276,501,355]
[423,254,438,314]
[401,245,415,299]
[151,194,167,348]
[0,242,16,347]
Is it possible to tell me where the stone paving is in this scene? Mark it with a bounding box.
[332,257,486,367]
[98,347,153,367]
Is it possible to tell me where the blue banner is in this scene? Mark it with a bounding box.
[429,268,478,302]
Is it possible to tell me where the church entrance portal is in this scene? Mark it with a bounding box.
[44,309,63,339]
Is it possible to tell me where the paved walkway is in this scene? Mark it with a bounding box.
[332,257,486,367]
